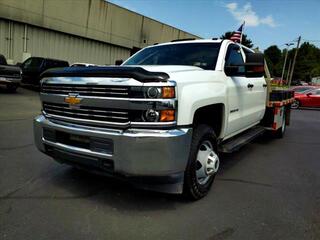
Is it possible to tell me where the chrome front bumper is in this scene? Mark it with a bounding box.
[0,77,21,85]
[34,115,192,192]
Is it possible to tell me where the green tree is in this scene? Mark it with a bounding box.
[221,31,253,48]
[311,65,320,77]
[289,42,320,82]
[264,45,283,77]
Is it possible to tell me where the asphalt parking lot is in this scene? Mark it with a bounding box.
[0,87,320,240]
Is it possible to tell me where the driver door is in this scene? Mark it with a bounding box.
[305,90,320,107]
[224,44,252,137]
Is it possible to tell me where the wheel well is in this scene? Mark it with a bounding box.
[193,104,224,137]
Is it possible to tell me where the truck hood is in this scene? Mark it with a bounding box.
[41,65,214,86]
[138,65,220,85]
[0,64,21,78]
[138,65,203,74]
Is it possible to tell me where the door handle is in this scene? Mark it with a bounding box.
[263,84,267,88]
[247,83,254,89]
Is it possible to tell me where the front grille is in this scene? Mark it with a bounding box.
[41,84,129,98]
[43,102,129,125]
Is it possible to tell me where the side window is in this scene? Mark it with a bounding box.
[45,60,54,69]
[58,61,68,67]
[0,55,7,65]
[52,61,59,68]
[43,60,50,69]
[314,90,320,95]
[225,45,244,66]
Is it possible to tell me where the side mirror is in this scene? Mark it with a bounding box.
[115,59,123,65]
[306,92,312,96]
[244,53,265,78]
[225,52,265,77]
[225,65,245,76]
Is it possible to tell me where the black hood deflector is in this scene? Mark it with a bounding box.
[41,66,170,82]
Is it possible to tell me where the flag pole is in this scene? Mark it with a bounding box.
[240,21,245,44]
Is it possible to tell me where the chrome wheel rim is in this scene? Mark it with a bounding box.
[196,140,219,185]
[291,100,299,109]
[281,113,286,133]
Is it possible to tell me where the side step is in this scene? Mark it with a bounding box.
[218,126,265,153]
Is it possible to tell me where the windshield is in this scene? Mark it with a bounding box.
[124,43,221,70]
[22,58,44,69]
[294,87,315,93]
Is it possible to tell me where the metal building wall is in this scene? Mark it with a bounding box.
[0,19,9,58]
[0,0,199,50]
[0,19,130,65]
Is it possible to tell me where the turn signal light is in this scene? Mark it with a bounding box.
[160,110,175,122]
[161,87,175,98]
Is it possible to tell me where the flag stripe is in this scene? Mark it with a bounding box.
[230,23,244,43]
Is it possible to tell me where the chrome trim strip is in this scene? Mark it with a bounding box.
[37,115,123,135]
[44,108,129,120]
[43,111,176,128]
[40,116,185,136]
[42,88,129,95]
[40,93,176,110]
[43,103,128,115]
[40,92,176,102]
[42,77,176,87]
[43,112,130,127]
[130,121,176,127]
[43,138,112,158]
[42,85,129,91]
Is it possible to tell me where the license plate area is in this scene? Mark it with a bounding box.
[43,128,114,155]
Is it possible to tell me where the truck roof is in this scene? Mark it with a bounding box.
[151,39,254,54]
[154,39,224,47]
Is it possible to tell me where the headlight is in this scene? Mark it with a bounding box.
[128,84,176,126]
[130,86,175,99]
[146,87,161,98]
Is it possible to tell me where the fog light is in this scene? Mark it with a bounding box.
[160,110,175,122]
[146,87,160,98]
[143,109,159,122]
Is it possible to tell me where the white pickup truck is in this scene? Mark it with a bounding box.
[34,39,294,200]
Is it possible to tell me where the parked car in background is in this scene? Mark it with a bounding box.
[290,85,318,94]
[21,57,69,85]
[0,54,22,92]
[292,88,320,109]
[70,63,98,67]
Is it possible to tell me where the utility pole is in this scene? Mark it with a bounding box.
[281,43,294,84]
[288,36,301,87]
[286,59,292,84]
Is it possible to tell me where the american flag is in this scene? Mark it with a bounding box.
[230,22,245,43]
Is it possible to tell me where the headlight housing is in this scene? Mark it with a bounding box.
[129,86,175,99]
[128,85,177,126]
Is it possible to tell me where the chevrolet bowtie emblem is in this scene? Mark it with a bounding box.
[64,94,82,105]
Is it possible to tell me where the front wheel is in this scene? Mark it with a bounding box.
[274,111,286,138]
[291,99,300,109]
[183,124,219,200]
[6,84,18,92]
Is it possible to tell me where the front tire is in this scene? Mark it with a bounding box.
[183,124,219,200]
[291,99,300,109]
[274,111,286,138]
[6,84,18,92]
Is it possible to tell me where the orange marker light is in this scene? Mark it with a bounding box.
[162,87,175,98]
[160,110,175,122]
